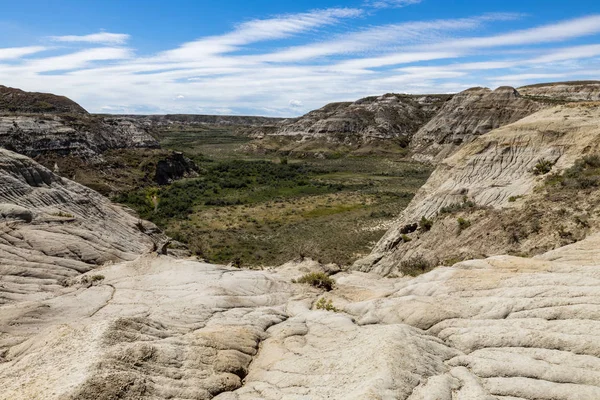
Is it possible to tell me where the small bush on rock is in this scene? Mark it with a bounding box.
[419,216,433,231]
[533,158,555,175]
[400,255,433,277]
[457,217,471,233]
[296,272,335,291]
[315,298,339,312]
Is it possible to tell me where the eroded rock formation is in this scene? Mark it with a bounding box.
[356,102,600,275]
[519,80,600,102]
[272,93,452,144]
[410,86,543,163]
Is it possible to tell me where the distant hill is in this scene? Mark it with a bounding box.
[0,85,88,114]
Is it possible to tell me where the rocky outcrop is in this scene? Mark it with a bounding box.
[356,102,600,275]
[410,86,543,163]
[0,148,162,304]
[272,93,452,144]
[0,85,87,115]
[0,85,159,158]
[154,151,198,185]
[0,114,159,158]
[519,80,600,102]
[1,232,600,399]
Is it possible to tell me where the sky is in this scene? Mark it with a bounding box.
[0,0,599,116]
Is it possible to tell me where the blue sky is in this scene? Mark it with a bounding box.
[1,0,599,116]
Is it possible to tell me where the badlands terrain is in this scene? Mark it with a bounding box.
[1,81,600,399]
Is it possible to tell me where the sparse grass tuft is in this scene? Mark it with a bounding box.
[315,297,339,312]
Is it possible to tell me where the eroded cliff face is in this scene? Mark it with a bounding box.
[0,148,163,304]
[273,93,452,143]
[519,80,600,101]
[0,114,159,158]
[356,102,600,276]
[410,86,543,163]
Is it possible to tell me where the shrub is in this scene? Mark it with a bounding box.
[419,216,433,231]
[315,297,339,312]
[439,196,476,214]
[295,272,335,291]
[457,217,471,232]
[400,255,433,277]
[232,257,243,268]
[90,275,105,282]
[508,195,523,202]
[532,158,554,175]
[401,234,412,242]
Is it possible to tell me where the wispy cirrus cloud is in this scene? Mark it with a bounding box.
[1,7,600,116]
[161,8,363,60]
[49,32,130,45]
[364,0,423,9]
[0,46,47,60]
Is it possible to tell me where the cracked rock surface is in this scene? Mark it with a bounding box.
[2,236,600,399]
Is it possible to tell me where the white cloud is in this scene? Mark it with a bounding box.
[0,46,47,60]
[50,32,130,44]
[428,15,600,50]
[365,0,422,9]
[24,47,132,72]
[1,11,600,116]
[161,8,363,61]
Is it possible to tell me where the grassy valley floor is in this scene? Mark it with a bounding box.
[115,128,432,267]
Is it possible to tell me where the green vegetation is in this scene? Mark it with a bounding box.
[419,216,433,231]
[115,132,431,266]
[294,272,336,291]
[532,158,555,175]
[401,234,412,242]
[90,275,105,282]
[508,195,523,202]
[551,154,600,188]
[400,254,433,277]
[315,297,339,312]
[457,217,471,233]
[439,196,476,214]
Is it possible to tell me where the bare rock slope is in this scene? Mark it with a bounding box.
[0,85,158,158]
[0,147,161,304]
[273,93,452,144]
[1,229,600,399]
[356,102,600,275]
[410,86,543,163]
[519,80,600,101]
